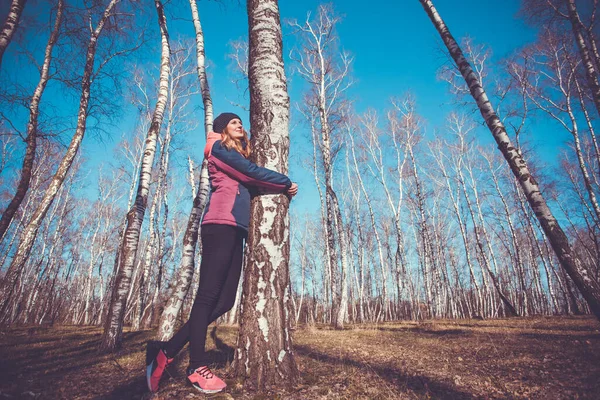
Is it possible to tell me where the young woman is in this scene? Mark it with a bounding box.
[145,112,298,394]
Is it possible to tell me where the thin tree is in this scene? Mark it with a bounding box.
[564,0,600,118]
[419,0,600,320]
[290,5,353,328]
[0,0,121,321]
[0,0,26,70]
[233,0,299,390]
[101,0,170,350]
[157,0,214,340]
[0,0,63,244]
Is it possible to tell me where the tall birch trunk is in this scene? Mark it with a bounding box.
[419,0,600,320]
[461,154,516,317]
[482,150,527,314]
[566,0,600,118]
[349,133,388,321]
[233,0,298,389]
[133,193,159,331]
[0,0,63,244]
[157,0,214,340]
[331,190,349,327]
[0,0,119,320]
[345,144,366,322]
[0,0,26,70]
[101,0,170,350]
[432,142,483,316]
[308,117,336,320]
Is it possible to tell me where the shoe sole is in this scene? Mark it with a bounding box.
[188,379,225,394]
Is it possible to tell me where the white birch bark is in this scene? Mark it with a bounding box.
[0,0,63,243]
[344,144,366,322]
[566,0,600,118]
[430,139,483,316]
[481,150,530,314]
[462,140,517,317]
[0,0,26,70]
[233,0,299,389]
[101,0,169,350]
[348,132,388,321]
[157,0,214,340]
[521,40,600,227]
[419,0,600,320]
[291,7,353,327]
[23,182,69,324]
[0,0,120,319]
[571,75,600,185]
[133,192,159,330]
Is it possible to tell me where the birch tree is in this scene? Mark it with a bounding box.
[564,0,600,118]
[101,0,170,350]
[419,0,600,320]
[0,0,63,244]
[0,0,121,321]
[511,31,600,229]
[0,0,26,70]
[157,0,214,340]
[233,0,299,389]
[290,5,353,328]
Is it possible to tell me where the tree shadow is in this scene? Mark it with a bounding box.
[519,332,600,340]
[452,317,598,332]
[374,326,470,337]
[0,328,152,398]
[104,327,236,399]
[100,375,149,400]
[207,326,236,368]
[294,344,479,399]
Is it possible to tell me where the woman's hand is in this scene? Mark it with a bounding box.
[287,183,298,198]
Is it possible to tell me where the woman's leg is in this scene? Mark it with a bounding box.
[208,229,245,324]
[162,225,238,362]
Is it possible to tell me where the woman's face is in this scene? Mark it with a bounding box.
[224,118,244,139]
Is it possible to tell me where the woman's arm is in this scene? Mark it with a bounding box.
[210,141,292,193]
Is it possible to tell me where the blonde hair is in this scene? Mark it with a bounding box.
[221,128,251,159]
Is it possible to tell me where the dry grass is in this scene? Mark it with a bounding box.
[0,316,598,399]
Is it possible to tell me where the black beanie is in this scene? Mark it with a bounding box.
[213,112,242,134]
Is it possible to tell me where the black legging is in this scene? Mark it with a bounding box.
[163,224,245,369]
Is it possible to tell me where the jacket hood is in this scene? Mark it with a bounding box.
[204,131,221,158]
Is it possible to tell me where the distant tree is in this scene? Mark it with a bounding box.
[419,0,600,320]
[0,0,122,323]
[290,4,353,328]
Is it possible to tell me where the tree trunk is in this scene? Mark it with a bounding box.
[233,0,299,390]
[157,0,214,340]
[0,0,26,70]
[101,0,170,350]
[419,0,600,320]
[0,0,119,321]
[0,0,63,244]
[331,189,349,327]
[566,0,600,118]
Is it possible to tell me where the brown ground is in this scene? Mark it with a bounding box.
[0,316,599,399]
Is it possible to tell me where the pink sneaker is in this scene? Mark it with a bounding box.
[187,366,227,393]
[145,341,174,392]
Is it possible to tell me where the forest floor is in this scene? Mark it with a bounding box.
[0,316,599,399]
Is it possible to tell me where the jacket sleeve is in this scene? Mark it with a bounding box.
[210,140,292,193]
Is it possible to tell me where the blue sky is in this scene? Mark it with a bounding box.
[2,0,570,217]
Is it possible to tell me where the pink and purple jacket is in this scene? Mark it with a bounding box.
[201,131,292,232]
